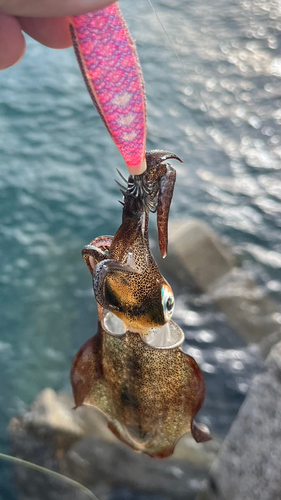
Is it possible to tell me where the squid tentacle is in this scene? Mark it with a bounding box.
[82,236,113,274]
[145,150,182,257]
[157,164,177,258]
[93,259,140,311]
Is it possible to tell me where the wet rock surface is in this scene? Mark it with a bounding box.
[201,341,281,500]
[8,221,280,500]
[9,389,220,500]
[164,219,236,290]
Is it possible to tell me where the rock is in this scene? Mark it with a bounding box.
[9,389,221,500]
[173,433,220,466]
[160,219,281,354]
[62,430,221,498]
[165,219,235,290]
[9,388,84,451]
[8,451,96,500]
[9,389,117,448]
[208,267,281,354]
[201,341,281,500]
[62,436,209,500]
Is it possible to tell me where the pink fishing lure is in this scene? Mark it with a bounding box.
[70,5,147,174]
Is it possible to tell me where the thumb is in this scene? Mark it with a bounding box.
[0,0,118,17]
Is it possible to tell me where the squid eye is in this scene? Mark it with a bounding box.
[166,296,174,312]
[161,285,175,322]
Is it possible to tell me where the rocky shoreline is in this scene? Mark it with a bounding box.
[9,219,281,500]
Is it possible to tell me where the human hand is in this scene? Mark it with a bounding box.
[0,0,118,70]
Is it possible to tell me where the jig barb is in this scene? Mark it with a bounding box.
[69,5,147,174]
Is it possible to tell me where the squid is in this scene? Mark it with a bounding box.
[71,152,211,457]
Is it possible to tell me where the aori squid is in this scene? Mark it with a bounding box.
[71,150,211,457]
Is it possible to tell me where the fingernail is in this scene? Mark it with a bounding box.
[11,35,26,67]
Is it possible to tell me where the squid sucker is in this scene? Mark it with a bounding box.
[71,150,211,458]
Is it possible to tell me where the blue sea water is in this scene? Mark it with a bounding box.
[0,0,280,497]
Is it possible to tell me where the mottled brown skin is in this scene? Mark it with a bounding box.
[71,319,209,458]
[74,150,210,457]
[106,195,171,330]
[82,151,180,332]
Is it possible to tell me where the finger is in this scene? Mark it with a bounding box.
[0,13,26,70]
[19,17,72,49]
[0,0,118,17]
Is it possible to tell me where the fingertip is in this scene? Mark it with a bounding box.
[0,14,26,70]
[1,0,118,17]
[19,17,72,49]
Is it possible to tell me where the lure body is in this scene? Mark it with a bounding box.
[71,317,210,458]
[70,5,147,174]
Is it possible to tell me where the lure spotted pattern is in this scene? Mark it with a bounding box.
[70,5,147,173]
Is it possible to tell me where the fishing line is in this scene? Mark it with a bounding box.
[0,452,98,500]
[147,0,216,129]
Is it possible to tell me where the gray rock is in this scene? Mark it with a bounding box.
[62,430,221,496]
[202,341,281,500]
[9,389,117,448]
[9,388,84,452]
[63,436,209,499]
[208,267,281,354]
[9,388,221,500]
[165,219,235,290]
[161,219,281,354]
